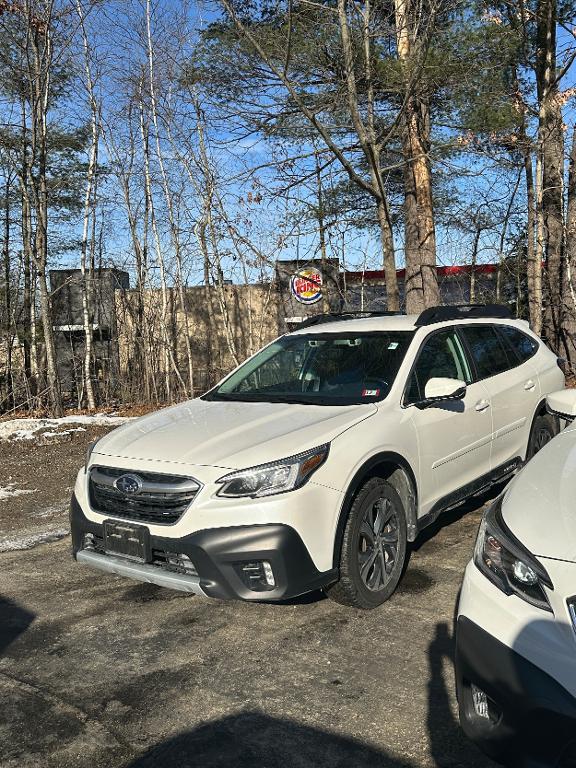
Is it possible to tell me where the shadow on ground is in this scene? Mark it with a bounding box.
[125,621,489,768]
[0,595,35,656]
[126,711,414,767]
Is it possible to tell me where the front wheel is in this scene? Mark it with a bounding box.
[526,413,558,461]
[325,477,408,609]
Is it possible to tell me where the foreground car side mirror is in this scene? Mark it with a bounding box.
[546,389,576,421]
[423,377,467,404]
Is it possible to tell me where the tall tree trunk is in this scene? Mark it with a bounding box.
[394,0,439,313]
[2,174,13,409]
[139,83,177,401]
[145,0,194,397]
[563,125,576,364]
[27,12,62,417]
[76,0,98,410]
[536,0,565,350]
[20,97,33,388]
[525,149,542,333]
[314,148,330,313]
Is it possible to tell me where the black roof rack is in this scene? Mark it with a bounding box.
[294,311,405,330]
[415,304,514,327]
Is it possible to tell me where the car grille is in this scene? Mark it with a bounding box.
[89,466,201,525]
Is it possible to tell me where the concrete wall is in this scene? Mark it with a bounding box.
[48,260,505,401]
[115,282,284,396]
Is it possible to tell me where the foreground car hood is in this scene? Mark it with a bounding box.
[93,398,377,469]
[502,429,576,563]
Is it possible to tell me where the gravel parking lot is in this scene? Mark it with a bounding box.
[0,426,497,768]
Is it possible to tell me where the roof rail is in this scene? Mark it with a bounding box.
[294,311,405,330]
[415,304,514,327]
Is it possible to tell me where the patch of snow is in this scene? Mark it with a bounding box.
[0,414,131,441]
[0,527,69,552]
[41,427,87,439]
[0,484,38,501]
[33,500,68,518]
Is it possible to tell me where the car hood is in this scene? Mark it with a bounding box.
[93,398,377,470]
[502,428,576,563]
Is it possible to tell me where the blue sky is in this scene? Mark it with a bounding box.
[42,0,576,288]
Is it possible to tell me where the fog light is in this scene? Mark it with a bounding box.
[236,560,276,591]
[262,560,275,587]
[83,533,95,550]
[471,684,490,720]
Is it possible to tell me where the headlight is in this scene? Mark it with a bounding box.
[216,444,329,498]
[474,495,553,611]
[84,439,100,472]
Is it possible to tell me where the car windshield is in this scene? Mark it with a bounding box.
[205,331,414,406]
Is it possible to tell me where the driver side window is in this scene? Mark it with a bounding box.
[405,329,472,405]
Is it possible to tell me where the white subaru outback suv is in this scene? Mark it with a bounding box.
[71,305,564,608]
[456,388,576,767]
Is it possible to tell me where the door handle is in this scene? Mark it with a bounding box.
[475,399,490,412]
[524,380,536,391]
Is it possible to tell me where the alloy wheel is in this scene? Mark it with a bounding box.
[358,497,399,591]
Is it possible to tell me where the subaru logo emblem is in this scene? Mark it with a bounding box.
[114,474,143,495]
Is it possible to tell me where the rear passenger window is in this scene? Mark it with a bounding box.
[498,325,538,363]
[461,326,512,379]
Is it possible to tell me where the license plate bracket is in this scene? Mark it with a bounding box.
[103,520,151,562]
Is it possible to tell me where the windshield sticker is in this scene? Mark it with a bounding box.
[362,388,380,397]
[388,342,399,350]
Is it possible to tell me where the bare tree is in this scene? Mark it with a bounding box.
[393,0,440,312]
[24,0,63,416]
[536,0,565,349]
[75,0,99,410]
[217,0,401,309]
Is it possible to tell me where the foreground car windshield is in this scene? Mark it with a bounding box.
[206,331,414,405]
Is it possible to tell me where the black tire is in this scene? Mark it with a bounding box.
[325,477,407,609]
[526,412,558,461]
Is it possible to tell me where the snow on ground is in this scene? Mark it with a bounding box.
[0,484,38,501]
[0,414,132,441]
[32,500,70,518]
[40,428,86,439]
[0,527,69,552]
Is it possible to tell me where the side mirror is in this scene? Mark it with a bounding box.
[546,389,576,421]
[424,377,467,403]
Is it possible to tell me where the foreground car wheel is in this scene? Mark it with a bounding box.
[527,413,558,460]
[326,477,407,609]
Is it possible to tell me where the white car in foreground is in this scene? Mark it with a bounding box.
[71,304,563,608]
[456,390,576,767]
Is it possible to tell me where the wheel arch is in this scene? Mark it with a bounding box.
[332,452,419,569]
[525,397,560,459]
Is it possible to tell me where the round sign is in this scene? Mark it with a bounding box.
[290,269,323,305]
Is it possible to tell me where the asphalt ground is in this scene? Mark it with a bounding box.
[0,429,498,768]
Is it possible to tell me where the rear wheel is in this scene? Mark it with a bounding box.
[326,477,407,609]
[526,413,558,461]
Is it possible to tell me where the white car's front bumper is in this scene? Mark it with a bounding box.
[456,559,576,766]
[71,456,345,601]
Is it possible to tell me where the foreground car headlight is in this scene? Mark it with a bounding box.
[216,444,329,498]
[474,495,553,611]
